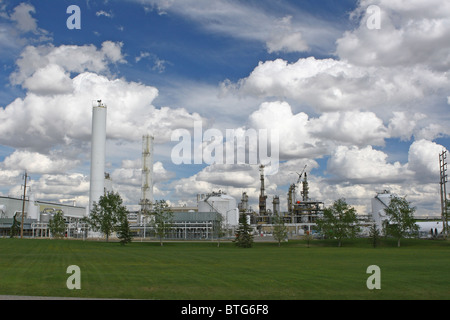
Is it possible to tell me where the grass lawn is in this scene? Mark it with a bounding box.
[0,238,449,300]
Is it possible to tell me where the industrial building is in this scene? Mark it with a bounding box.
[1,99,446,241]
[0,195,86,238]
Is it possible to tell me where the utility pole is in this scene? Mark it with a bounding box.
[439,150,448,238]
[20,171,29,239]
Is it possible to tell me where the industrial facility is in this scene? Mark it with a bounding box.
[0,100,447,240]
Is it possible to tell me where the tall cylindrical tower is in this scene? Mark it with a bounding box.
[89,100,107,214]
[140,134,154,215]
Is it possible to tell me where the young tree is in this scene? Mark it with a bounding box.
[49,211,66,239]
[316,198,360,247]
[234,214,253,248]
[304,230,314,248]
[272,214,288,247]
[213,212,225,247]
[368,224,380,248]
[85,191,129,242]
[116,212,132,245]
[149,200,173,246]
[383,196,419,247]
[10,212,21,238]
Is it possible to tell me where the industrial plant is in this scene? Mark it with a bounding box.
[0,101,448,240]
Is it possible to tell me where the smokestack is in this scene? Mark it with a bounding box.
[89,100,107,214]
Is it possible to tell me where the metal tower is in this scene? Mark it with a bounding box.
[259,165,267,215]
[140,135,154,216]
[439,150,448,237]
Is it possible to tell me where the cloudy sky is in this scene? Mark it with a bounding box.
[0,0,449,216]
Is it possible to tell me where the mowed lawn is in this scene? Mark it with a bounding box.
[0,238,449,300]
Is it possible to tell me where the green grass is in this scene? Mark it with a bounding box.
[0,238,449,300]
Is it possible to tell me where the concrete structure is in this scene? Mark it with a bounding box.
[89,100,107,213]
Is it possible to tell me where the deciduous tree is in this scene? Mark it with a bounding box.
[383,196,418,247]
[316,198,360,247]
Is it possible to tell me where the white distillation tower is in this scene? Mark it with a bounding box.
[89,100,107,214]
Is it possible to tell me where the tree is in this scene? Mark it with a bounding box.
[368,224,380,248]
[234,214,253,248]
[116,212,132,246]
[272,214,288,247]
[213,212,225,248]
[316,198,360,247]
[149,200,173,246]
[383,196,418,247]
[10,212,21,238]
[49,211,66,239]
[85,191,129,242]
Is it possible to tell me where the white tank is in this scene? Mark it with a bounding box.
[370,191,393,229]
[40,212,52,223]
[28,193,39,220]
[198,192,239,226]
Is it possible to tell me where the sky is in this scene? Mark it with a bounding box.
[0,0,449,216]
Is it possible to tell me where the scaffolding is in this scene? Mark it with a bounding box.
[439,150,448,237]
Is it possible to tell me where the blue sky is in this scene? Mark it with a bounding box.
[0,0,449,215]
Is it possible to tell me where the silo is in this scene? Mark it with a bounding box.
[89,100,107,213]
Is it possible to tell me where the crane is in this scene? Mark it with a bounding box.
[296,165,307,185]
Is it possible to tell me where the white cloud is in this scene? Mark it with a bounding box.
[336,0,450,71]
[309,111,388,147]
[327,145,411,184]
[228,57,449,114]
[9,3,37,33]
[407,139,447,183]
[387,112,427,141]
[2,150,80,174]
[22,64,73,95]
[96,10,113,18]
[10,41,126,86]
[135,0,340,54]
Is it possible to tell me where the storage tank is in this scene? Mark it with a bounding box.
[370,190,393,229]
[28,193,39,220]
[40,212,53,223]
[198,191,239,226]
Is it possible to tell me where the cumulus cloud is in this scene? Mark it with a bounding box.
[407,139,447,183]
[227,57,449,114]
[327,145,411,184]
[0,40,203,206]
[336,0,450,71]
[10,41,126,86]
[2,150,80,174]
